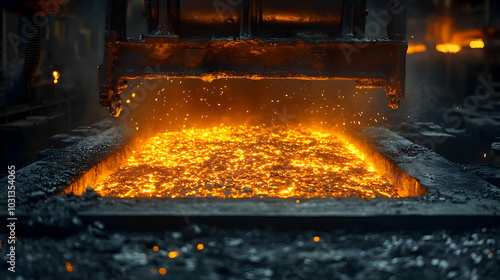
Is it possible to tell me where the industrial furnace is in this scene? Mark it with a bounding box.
[0,0,499,279]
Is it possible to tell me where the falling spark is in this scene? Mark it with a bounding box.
[469,39,484,49]
[65,262,73,272]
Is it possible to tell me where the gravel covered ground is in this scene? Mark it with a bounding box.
[1,223,499,280]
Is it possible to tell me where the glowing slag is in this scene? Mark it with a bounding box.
[93,126,398,199]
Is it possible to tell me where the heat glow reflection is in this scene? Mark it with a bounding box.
[93,126,398,199]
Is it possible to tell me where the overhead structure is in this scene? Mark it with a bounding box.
[99,0,408,116]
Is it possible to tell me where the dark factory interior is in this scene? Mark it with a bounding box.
[0,0,499,279]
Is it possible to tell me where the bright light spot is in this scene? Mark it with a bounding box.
[126,99,131,104]
[153,246,159,252]
[488,253,493,258]
[159,267,167,275]
[53,70,60,80]
[469,39,484,49]
[314,236,320,242]
[65,262,73,272]
[407,44,427,54]
[436,44,462,53]
[168,251,179,258]
[197,244,204,251]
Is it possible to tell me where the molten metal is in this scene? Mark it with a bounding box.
[93,126,400,199]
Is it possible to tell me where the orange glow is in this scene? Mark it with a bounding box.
[92,126,398,199]
[197,244,204,251]
[489,253,493,259]
[168,251,179,258]
[469,39,484,49]
[153,246,159,252]
[65,262,73,272]
[159,267,167,275]
[314,236,320,242]
[407,44,427,54]
[436,44,462,53]
[53,70,60,84]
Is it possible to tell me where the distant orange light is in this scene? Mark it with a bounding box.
[436,44,462,53]
[407,44,427,54]
[168,251,179,258]
[150,268,157,275]
[469,39,484,49]
[314,236,320,242]
[197,244,204,251]
[159,267,167,275]
[153,246,159,252]
[65,262,73,272]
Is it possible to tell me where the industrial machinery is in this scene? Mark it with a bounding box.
[99,0,408,116]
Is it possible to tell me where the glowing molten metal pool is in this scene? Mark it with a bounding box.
[93,126,399,199]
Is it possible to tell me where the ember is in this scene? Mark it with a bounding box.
[93,126,400,199]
